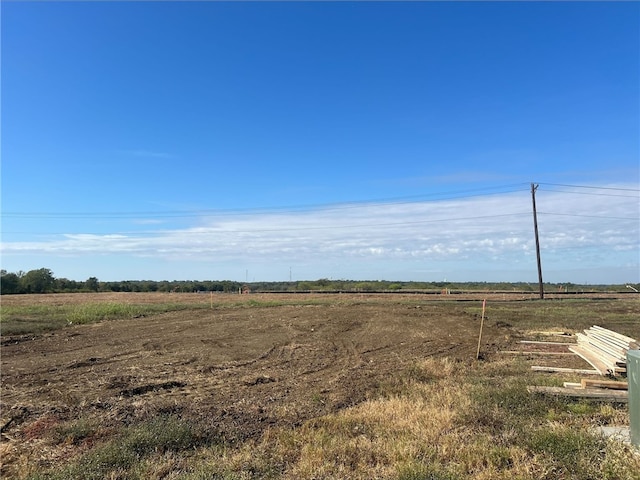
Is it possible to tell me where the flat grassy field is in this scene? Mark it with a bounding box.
[1,292,639,479]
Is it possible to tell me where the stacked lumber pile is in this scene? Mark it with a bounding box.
[569,326,638,377]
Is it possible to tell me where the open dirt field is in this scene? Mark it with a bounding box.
[2,292,637,478]
[1,293,514,472]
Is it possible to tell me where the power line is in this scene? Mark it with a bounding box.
[4,211,636,238]
[8,183,639,219]
[2,212,533,236]
[538,212,639,221]
[3,185,636,238]
[539,189,639,199]
[2,184,530,219]
[537,182,640,192]
[535,243,640,253]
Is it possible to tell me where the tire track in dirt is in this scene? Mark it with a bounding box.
[1,297,510,475]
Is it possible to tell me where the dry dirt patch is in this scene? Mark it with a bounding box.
[1,294,510,476]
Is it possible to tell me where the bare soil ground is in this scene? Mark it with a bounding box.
[0,292,632,477]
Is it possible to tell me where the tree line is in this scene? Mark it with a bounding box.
[1,268,636,295]
[0,269,242,294]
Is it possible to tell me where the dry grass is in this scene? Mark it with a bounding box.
[140,358,638,480]
[21,357,640,480]
[5,295,640,480]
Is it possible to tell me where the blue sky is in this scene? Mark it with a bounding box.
[2,1,639,284]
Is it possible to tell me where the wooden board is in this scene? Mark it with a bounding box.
[500,350,574,356]
[586,331,633,350]
[531,366,601,375]
[563,382,582,389]
[577,332,628,359]
[569,345,625,375]
[591,325,636,344]
[527,385,628,402]
[529,331,572,336]
[580,379,628,390]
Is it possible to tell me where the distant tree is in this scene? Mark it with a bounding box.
[354,281,375,291]
[85,277,99,292]
[1,270,21,294]
[20,268,55,293]
[134,281,154,292]
[221,280,240,293]
[56,277,81,292]
[297,281,313,291]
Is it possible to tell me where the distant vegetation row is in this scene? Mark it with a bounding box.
[2,268,637,295]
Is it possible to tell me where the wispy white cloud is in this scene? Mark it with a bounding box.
[2,185,638,282]
[131,219,166,225]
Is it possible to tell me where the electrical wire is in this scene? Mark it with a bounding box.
[538,189,639,199]
[1,183,530,219]
[2,212,533,236]
[3,184,637,238]
[8,183,639,219]
[538,212,638,221]
[537,185,640,198]
[537,182,640,192]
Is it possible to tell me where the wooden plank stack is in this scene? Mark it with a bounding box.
[569,325,638,376]
[528,377,629,402]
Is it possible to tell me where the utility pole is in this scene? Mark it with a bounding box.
[531,183,544,299]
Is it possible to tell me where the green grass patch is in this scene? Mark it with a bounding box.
[29,415,217,480]
[65,302,191,324]
[397,463,462,480]
[0,305,69,335]
[225,297,330,309]
[0,297,332,336]
[483,299,640,338]
[52,417,101,446]
[526,427,608,479]
[0,302,200,335]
